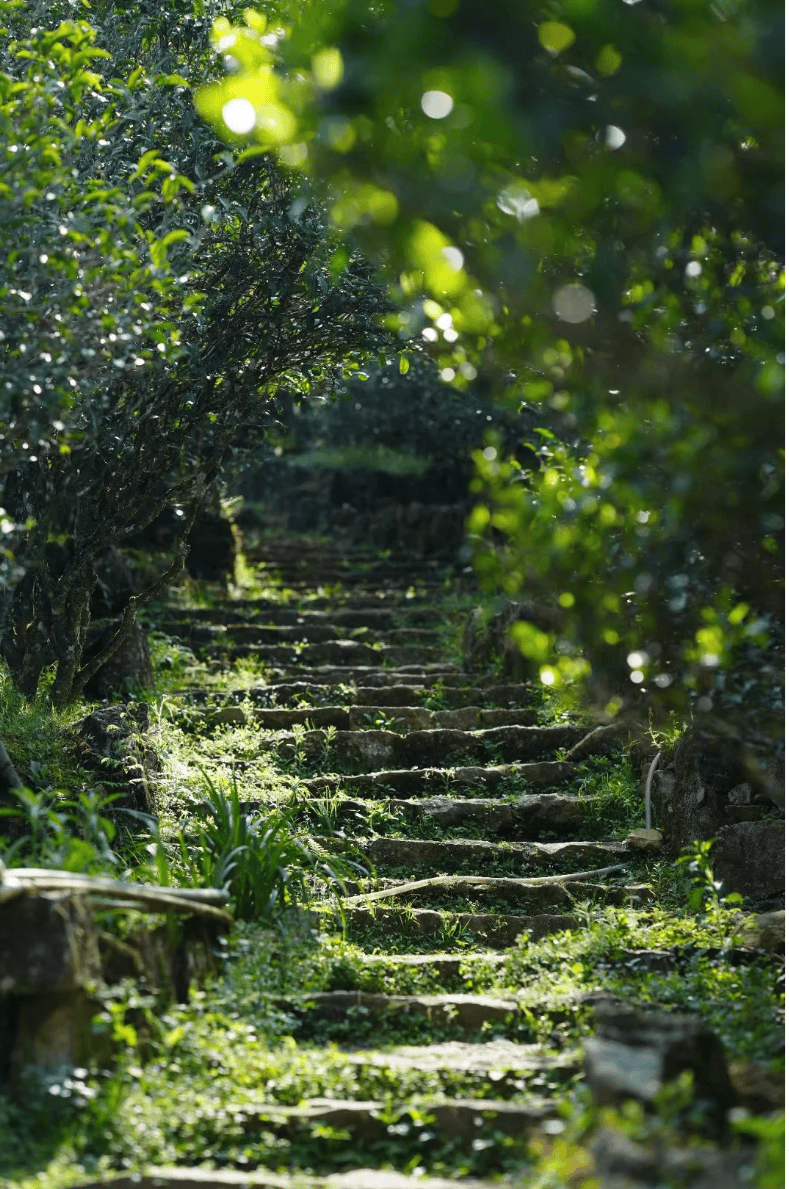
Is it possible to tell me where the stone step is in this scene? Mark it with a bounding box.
[171,668,476,702]
[268,665,467,685]
[299,760,576,798]
[253,574,451,592]
[250,550,451,570]
[278,792,585,838]
[358,951,508,982]
[208,641,445,666]
[339,905,578,949]
[157,604,442,627]
[74,1168,496,1189]
[228,1092,559,1143]
[345,1037,578,1080]
[252,557,455,574]
[279,990,531,1035]
[250,548,451,567]
[174,681,538,712]
[349,683,536,708]
[346,706,539,731]
[205,704,539,733]
[170,623,443,648]
[332,836,630,874]
[269,723,587,768]
[343,871,647,915]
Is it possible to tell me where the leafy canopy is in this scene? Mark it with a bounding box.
[198,0,784,717]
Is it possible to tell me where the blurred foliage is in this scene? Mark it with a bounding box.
[199,0,784,721]
[280,355,540,468]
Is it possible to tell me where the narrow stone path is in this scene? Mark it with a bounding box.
[123,531,764,1187]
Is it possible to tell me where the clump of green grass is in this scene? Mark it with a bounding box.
[0,665,92,791]
[501,906,783,1062]
[574,753,644,838]
[175,771,367,924]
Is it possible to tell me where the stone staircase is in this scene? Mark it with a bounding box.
[74,533,780,1189]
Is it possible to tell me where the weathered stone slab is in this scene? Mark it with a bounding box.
[74,1168,495,1188]
[300,760,576,798]
[347,705,434,731]
[281,990,526,1033]
[341,905,579,948]
[583,1003,737,1128]
[221,623,339,644]
[223,640,386,666]
[272,665,464,686]
[345,1038,577,1078]
[343,705,539,732]
[235,1094,557,1142]
[349,835,628,873]
[0,893,103,1077]
[479,683,537,705]
[739,908,784,953]
[382,792,584,836]
[713,820,784,901]
[357,878,651,913]
[0,892,101,996]
[275,723,587,768]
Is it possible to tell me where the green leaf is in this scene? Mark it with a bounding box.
[538,22,576,54]
[595,44,622,76]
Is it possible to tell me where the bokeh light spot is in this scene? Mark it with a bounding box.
[222,98,256,134]
[421,90,454,119]
[605,125,626,150]
[552,283,596,323]
[441,245,464,271]
[497,182,540,221]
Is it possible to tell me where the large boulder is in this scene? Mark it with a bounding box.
[713,820,784,903]
[0,893,101,996]
[650,725,784,857]
[70,702,160,814]
[583,1003,737,1133]
[592,1126,751,1189]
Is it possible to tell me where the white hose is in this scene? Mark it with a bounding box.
[645,749,661,831]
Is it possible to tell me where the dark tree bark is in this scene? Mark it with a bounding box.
[0,738,23,795]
